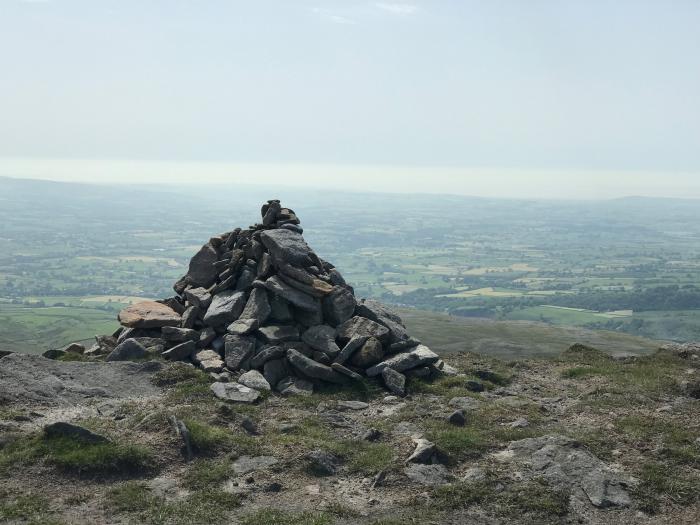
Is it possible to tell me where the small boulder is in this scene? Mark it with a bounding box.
[447,410,466,426]
[257,325,299,344]
[203,290,247,327]
[162,341,196,361]
[118,301,181,329]
[106,338,146,362]
[306,449,340,476]
[406,438,439,464]
[44,422,109,444]
[350,337,384,368]
[277,376,313,396]
[381,368,406,397]
[238,370,271,391]
[210,382,261,403]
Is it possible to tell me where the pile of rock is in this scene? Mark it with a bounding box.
[111,201,447,400]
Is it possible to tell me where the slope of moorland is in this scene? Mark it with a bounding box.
[1,343,698,525]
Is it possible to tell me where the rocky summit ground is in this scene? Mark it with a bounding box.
[1,343,699,525]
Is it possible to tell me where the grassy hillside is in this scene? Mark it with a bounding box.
[400,309,663,359]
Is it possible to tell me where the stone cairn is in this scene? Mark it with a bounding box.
[110,201,445,402]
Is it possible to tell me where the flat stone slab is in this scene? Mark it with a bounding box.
[210,382,261,403]
[118,301,181,329]
[0,353,162,407]
[405,464,454,486]
[366,345,439,377]
[496,434,631,508]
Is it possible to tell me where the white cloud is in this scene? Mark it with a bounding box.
[375,3,418,15]
[310,7,355,25]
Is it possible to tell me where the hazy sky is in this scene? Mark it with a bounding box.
[1,1,699,198]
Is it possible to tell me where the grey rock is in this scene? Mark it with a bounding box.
[238,288,271,324]
[365,345,439,377]
[44,422,109,444]
[280,223,303,234]
[235,267,256,292]
[322,286,356,326]
[356,298,408,343]
[227,318,259,336]
[238,370,271,391]
[278,273,332,298]
[224,335,257,370]
[277,376,313,396]
[240,417,259,435]
[382,367,406,397]
[406,438,438,464]
[509,417,530,428]
[264,359,290,389]
[301,325,340,356]
[162,341,196,361]
[182,242,220,288]
[198,327,217,348]
[406,366,432,378]
[286,349,346,384]
[293,302,324,327]
[0,353,162,407]
[263,276,320,312]
[257,252,273,279]
[351,337,385,368]
[337,400,369,410]
[306,449,340,476]
[42,349,66,360]
[161,326,199,343]
[313,351,331,365]
[257,325,300,344]
[63,343,85,354]
[503,435,631,508]
[210,382,260,403]
[106,338,146,362]
[331,362,363,381]
[333,335,368,365]
[328,268,347,287]
[203,290,246,327]
[180,306,200,328]
[132,337,166,354]
[447,410,466,426]
[262,200,281,225]
[118,301,181,329]
[269,294,293,322]
[193,349,220,364]
[232,455,278,474]
[250,346,286,369]
[184,287,212,310]
[210,371,232,383]
[387,337,421,353]
[466,380,485,392]
[199,359,224,373]
[337,316,390,345]
[363,428,382,441]
[405,464,454,486]
[260,229,315,267]
[193,349,224,372]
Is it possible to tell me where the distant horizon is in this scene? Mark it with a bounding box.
[1,157,699,201]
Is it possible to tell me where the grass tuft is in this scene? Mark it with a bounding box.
[107,481,241,524]
[0,433,155,476]
[240,509,333,525]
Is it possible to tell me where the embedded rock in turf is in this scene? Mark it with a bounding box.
[110,200,446,397]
